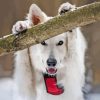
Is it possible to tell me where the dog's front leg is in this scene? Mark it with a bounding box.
[13,49,36,100]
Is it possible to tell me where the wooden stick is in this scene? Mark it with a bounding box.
[0,2,100,55]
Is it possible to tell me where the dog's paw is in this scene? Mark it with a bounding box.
[12,21,28,35]
[58,2,76,15]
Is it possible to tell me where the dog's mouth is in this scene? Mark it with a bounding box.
[46,67,57,75]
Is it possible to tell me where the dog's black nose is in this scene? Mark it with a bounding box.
[47,58,57,67]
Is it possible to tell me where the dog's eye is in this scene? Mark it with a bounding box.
[41,41,47,46]
[57,41,64,46]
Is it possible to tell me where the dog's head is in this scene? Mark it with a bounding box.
[28,4,71,75]
[30,33,68,75]
[39,33,68,75]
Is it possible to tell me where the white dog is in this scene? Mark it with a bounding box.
[0,2,88,100]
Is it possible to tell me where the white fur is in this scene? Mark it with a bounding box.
[0,2,88,100]
[58,2,76,14]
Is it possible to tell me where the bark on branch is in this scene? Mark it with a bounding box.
[0,2,100,55]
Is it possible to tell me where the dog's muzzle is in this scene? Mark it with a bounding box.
[46,58,57,75]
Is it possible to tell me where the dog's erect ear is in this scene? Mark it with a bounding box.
[27,4,47,25]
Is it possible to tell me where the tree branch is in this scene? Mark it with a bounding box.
[0,2,100,55]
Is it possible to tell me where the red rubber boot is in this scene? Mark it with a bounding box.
[44,74,64,95]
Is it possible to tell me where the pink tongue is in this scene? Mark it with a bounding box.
[48,68,56,74]
[44,74,64,95]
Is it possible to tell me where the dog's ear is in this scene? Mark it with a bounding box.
[27,4,47,25]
